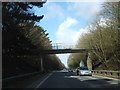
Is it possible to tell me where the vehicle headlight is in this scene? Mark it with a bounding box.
[88,71,92,74]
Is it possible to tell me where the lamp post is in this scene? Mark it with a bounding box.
[118,1,120,30]
[117,1,120,46]
[117,1,120,62]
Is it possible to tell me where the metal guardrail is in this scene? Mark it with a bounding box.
[91,70,120,79]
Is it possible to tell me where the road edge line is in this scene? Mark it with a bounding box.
[35,72,53,88]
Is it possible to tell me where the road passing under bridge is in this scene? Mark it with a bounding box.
[3,70,120,89]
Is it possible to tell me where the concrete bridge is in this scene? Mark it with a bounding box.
[40,43,95,54]
[38,43,93,72]
[41,49,88,54]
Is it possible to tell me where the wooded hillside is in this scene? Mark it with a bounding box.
[2,2,64,78]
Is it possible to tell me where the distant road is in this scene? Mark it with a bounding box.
[35,70,119,88]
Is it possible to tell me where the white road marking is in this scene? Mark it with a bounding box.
[35,72,53,88]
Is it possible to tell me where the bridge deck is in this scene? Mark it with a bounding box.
[40,49,88,54]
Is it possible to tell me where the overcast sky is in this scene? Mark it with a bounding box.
[33,0,105,67]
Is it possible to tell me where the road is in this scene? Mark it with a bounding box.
[34,70,119,88]
[3,70,120,89]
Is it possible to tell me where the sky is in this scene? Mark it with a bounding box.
[32,0,105,67]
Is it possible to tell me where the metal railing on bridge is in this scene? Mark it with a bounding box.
[52,43,76,49]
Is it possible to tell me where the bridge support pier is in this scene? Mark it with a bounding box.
[40,56,44,72]
[87,52,92,70]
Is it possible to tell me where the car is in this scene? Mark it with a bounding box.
[68,68,73,72]
[76,67,92,76]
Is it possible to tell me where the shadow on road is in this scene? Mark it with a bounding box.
[60,71,119,88]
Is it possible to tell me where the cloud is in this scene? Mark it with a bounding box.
[43,2,65,21]
[55,17,79,44]
[55,17,90,45]
[55,2,103,45]
[67,2,103,20]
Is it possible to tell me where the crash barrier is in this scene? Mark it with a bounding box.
[2,71,41,86]
[91,70,120,79]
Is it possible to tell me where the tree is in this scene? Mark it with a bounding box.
[67,2,120,70]
[2,2,64,78]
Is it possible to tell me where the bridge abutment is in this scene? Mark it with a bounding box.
[87,52,92,70]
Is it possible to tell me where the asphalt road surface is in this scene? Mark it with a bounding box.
[3,70,120,89]
[34,70,119,88]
